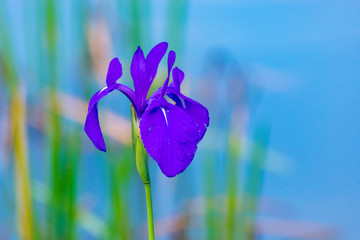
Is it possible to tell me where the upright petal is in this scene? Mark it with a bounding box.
[106,58,123,89]
[139,98,199,177]
[167,88,209,143]
[167,51,176,73]
[131,43,168,113]
[146,42,168,87]
[169,67,184,92]
[131,46,147,107]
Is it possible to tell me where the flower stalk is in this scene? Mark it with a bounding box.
[144,182,155,240]
[131,105,154,239]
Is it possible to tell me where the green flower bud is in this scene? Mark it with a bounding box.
[131,105,150,184]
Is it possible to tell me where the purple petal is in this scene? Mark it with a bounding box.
[84,84,136,151]
[167,87,209,143]
[167,51,176,74]
[139,98,199,177]
[146,42,168,85]
[131,43,168,112]
[106,58,123,89]
[169,67,184,91]
[131,46,147,108]
[84,88,112,151]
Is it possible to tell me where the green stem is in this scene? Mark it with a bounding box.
[144,182,155,240]
[131,105,155,240]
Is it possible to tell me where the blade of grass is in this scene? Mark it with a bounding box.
[166,0,188,64]
[43,0,62,238]
[64,130,81,240]
[107,145,134,239]
[47,92,61,239]
[11,87,35,239]
[241,124,270,239]
[0,5,17,93]
[74,1,92,99]
[226,133,242,240]
[1,3,37,238]
[204,151,217,240]
[33,180,107,238]
[129,0,142,49]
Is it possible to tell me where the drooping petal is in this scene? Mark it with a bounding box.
[139,98,199,177]
[84,88,112,152]
[84,84,136,152]
[169,67,184,91]
[130,46,147,108]
[166,87,209,143]
[106,58,123,89]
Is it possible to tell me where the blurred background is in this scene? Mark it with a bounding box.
[1,0,359,239]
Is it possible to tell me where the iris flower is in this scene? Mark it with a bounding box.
[85,42,209,177]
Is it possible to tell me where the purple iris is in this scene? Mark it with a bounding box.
[84,42,209,177]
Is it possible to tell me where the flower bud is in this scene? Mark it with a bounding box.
[131,105,150,184]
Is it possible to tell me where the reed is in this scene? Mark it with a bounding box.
[0,5,36,238]
[226,133,242,240]
[11,87,36,240]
